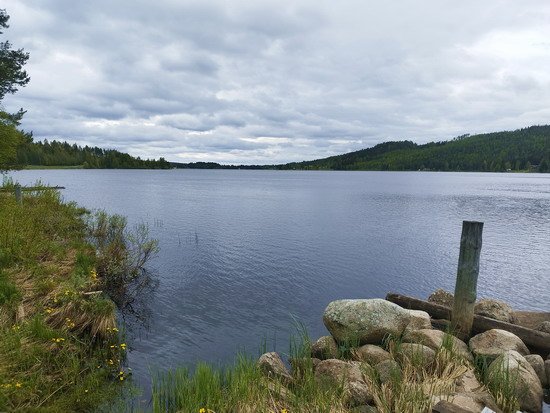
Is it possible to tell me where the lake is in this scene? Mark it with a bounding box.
[8,169,550,406]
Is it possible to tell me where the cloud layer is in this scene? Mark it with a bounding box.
[3,0,550,164]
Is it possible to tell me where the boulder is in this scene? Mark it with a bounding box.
[428,289,454,308]
[323,299,412,345]
[433,393,501,413]
[257,352,292,383]
[536,321,550,334]
[351,344,391,365]
[487,350,543,413]
[524,354,547,388]
[469,329,529,361]
[474,298,515,323]
[399,343,436,368]
[289,357,320,380]
[374,359,401,384]
[350,405,377,413]
[314,359,372,406]
[454,369,483,393]
[404,309,432,332]
[311,335,339,360]
[546,359,550,389]
[403,329,473,363]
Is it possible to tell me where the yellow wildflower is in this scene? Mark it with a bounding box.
[90,269,98,280]
[15,382,22,388]
[108,359,114,365]
[120,343,126,350]
[45,308,53,314]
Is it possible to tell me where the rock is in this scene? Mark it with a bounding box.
[524,354,547,388]
[266,380,292,404]
[289,357,320,380]
[536,321,550,334]
[433,392,501,413]
[474,298,515,323]
[257,352,292,383]
[351,344,391,365]
[374,359,401,384]
[399,343,436,368]
[314,359,372,406]
[323,299,412,345]
[487,350,543,413]
[403,329,473,363]
[469,329,529,361]
[428,289,454,308]
[454,369,483,393]
[350,404,377,413]
[311,335,339,360]
[546,359,550,389]
[405,309,432,332]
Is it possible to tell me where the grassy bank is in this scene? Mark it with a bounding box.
[0,183,153,411]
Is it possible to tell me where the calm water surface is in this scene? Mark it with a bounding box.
[9,170,550,406]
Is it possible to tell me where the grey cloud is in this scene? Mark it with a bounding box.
[3,0,550,164]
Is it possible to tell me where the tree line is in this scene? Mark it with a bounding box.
[278,126,550,172]
[16,139,171,169]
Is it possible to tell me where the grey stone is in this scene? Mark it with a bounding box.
[311,335,339,360]
[399,343,436,368]
[403,328,473,363]
[351,344,391,365]
[487,350,543,413]
[323,299,412,345]
[428,289,454,308]
[374,359,401,384]
[289,357,320,380]
[314,359,372,406]
[257,352,292,383]
[546,359,550,389]
[536,321,550,334]
[404,309,432,332]
[469,329,529,362]
[454,369,483,393]
[474,298,515,323]
[350,404,377,413]
[524,354,547,388]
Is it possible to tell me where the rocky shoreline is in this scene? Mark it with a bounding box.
[257,291,550,413]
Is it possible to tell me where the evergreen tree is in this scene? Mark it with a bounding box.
[0,9,30,171]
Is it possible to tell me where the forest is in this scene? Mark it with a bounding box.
[277,125,550,172]
[15,139,171,169]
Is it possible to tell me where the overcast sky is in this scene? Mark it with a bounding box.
[3,1,550,164]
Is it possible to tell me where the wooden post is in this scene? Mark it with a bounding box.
[451,221,483,338]
[14,184,22,205]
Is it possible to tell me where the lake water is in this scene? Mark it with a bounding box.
[8,170,550,407]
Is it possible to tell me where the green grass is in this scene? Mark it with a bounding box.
[0,183,132,411]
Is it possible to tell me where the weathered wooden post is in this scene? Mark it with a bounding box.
[451,221,483,338]
[14,184,22,205]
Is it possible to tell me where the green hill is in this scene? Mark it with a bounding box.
[278,125,550,172]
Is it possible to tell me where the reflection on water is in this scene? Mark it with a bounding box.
[10,170,550,409]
